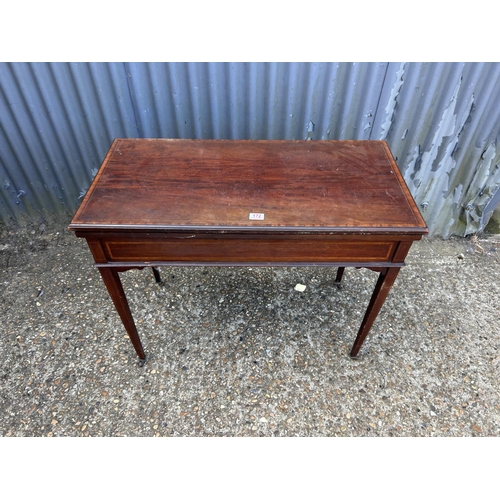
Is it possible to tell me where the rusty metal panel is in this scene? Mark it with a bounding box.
[1,62,499,236]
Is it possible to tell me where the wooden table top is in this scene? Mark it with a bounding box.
[69,139,427,235]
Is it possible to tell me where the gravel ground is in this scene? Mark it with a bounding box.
[1,223,499,437]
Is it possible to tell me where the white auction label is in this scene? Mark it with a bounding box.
[249,213,265,220]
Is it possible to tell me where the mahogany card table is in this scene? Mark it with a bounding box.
[69,139,428,363]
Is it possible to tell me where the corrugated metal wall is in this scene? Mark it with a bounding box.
[1,62,499,236]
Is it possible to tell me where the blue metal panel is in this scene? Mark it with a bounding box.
[0,62,135,222]
[1,62,499,236]
[379,62,500,235]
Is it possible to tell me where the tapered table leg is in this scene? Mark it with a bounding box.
[350,267,401,357]
[98,267,146,360]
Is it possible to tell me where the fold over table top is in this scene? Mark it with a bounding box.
[69,139,428,235]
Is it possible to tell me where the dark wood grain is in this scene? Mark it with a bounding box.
[70,139,427,233]
[69,139,428,361]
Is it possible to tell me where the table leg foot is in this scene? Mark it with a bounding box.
[98,267,146,360]
[152,267,162,283]
[350,267,400,357]
[335,267,345,288]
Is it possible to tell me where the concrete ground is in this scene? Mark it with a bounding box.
[1,222,499,437]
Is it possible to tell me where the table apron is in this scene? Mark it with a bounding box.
[93,260,405,268]
[97,237,402,264]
